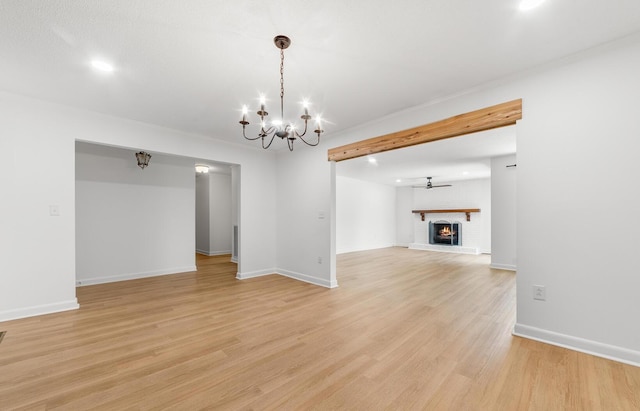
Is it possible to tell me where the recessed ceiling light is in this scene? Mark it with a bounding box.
[519,0,546,11]
[90,59,115,73]
[396,179,402,183]
[367,156,377,164]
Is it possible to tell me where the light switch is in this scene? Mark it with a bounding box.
[49,205,60,216]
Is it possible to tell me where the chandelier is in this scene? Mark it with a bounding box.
[240,35,324,151]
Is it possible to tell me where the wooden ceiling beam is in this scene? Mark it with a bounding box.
[327,99,522,162]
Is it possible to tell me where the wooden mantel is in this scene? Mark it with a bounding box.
[412,208,481,222]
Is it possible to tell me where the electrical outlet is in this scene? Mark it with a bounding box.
[49,205,60,216]
[533,285,546,301]
[318,257,322,264]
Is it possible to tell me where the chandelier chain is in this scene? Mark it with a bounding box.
[280,47,285,121]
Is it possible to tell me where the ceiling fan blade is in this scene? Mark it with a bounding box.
[412,178,451,189]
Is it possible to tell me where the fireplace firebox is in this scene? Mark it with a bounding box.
[429,221,461,246]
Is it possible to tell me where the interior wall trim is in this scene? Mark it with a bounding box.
[196,250,232,257]
[236,268,277,280]
[513,323,640,368]
[0,300,79,322]
[236,268,338,289]
[76,266,197,287]
[489,263,516,271]
[276,269,338,289]
[328,99,522,162]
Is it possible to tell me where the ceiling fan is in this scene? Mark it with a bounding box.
[411,177,452,189]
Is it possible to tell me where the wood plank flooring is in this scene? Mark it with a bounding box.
[1,248,639,410]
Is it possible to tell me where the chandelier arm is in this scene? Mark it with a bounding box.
[262,125,275,135]
[295,119,308,138]
[262,133,278,149]
[296,132,321,147]
[242,125,262,141]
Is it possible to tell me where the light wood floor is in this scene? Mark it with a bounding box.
[1,248,639,410]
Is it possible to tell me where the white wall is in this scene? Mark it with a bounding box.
[209,173,232,255]
[76,142,196,285]
[231,166,240,262]
[395,187,414,247]
[276,34,640,365]
[274,145,336,288]
[410,178,491,254]
[512,36,640,364]
[195,173,210,253]
[490,154,517,270]
[336,176,396,254]
[195,172,232,256]
[0,96,78,320]
[0,90,277,321]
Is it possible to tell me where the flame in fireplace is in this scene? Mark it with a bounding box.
[438,226,456,237]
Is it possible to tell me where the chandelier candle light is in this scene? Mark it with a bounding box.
[240,35,324,151]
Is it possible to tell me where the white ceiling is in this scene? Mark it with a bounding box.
[2,0,640,182]
[336,126,516,186]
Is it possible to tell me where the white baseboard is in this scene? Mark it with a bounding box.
[196,250,232,256]
[236,268,338,289]
[0,299,79,323]
[230,256,238,263]
[76,266,197,286]
[408,243,480,255]
[513,323,640,367]
[236,268,277,280]
[490,263,517,271]
[276,269,338,288]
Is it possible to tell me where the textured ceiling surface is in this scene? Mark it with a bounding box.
[2,0,640,182]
